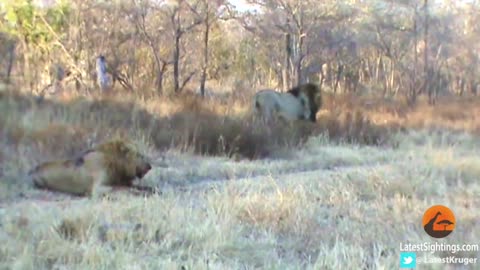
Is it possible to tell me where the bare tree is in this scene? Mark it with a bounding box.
[164,0,202,93]
[0,33,16,83]
[190,0,231,97]
[423,0,433,104]
[242,0,351,90]
[131,0,171,94]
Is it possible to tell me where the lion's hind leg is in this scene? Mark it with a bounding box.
[86,167,113,199]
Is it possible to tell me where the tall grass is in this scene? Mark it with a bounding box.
[1,87,479,269]
[0,89,393,163]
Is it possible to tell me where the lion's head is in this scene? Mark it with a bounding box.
[287,83,322,122]
[94,140,152,185]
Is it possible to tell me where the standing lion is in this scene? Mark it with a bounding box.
[29,140,152,197]
[253,83,322,123]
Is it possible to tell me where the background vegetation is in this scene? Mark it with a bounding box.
[1,0,480,102]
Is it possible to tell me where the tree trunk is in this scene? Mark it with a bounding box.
[148,41,164,94]
[296,33,304,85]
[282,30,292,91]
[408,7,419,105]
[424,0,431,104]
[459,78,465,96]
[5,42,15,83]
[333,64,343,94]
[389,60,395,95]
[200,9,210,98]
[318,65,325,91]
[21,38,33,92]
[156,62,167,94]
[375,55,382,83]
[173,28,181,93]
[383,59,389,95]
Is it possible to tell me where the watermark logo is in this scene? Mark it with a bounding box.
[400,252,417,269]
[422,205,455,238]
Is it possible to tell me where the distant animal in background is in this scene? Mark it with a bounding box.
[253,83,322,123]
[29,139,152,197]
[96,55,111,92]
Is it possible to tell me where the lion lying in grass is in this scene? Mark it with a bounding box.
[29,140,152,197]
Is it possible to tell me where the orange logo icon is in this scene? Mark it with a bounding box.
[423,205,455,238]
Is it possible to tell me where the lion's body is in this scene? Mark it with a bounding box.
[254,90,309,122]
[30,140,152,197]
[253,83,322,123]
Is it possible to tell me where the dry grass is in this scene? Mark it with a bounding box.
[0,87,479,269]
[0,89,393,163]
[322,92,480,134]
